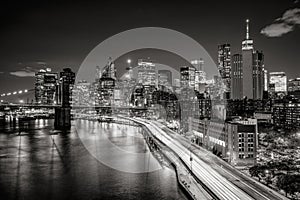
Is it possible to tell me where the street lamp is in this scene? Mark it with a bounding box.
[127,59,131,64]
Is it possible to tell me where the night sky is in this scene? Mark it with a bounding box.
[0,0,300,95]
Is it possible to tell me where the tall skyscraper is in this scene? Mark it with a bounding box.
[191,59,206,92]
[242,19,254,99]
[35,68,58,105]
[72,80,91,106]
[218,44,231,90]
[137,59,157,86]
[252,51,264,100]
[180,66,196,89]
[231,54,243,99]
[102,57,116,80]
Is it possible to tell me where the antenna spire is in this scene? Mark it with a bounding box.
[246,19,249,39]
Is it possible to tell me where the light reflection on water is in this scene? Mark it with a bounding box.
[0,119,187,200]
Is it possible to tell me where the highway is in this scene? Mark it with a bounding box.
[127,117,254,200]
[152,121,288,200]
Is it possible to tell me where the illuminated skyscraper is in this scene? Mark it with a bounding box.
[218,44,231,90]
[35,68,58,105]
[72,80,91,106]
[137,59,157,86]
[102,57,116,80]
[242,19,254,99]
[191,59,206,92]
[180,66,195,89]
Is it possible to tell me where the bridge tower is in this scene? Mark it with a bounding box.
[54,68,75,130]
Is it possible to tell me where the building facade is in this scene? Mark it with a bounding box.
[231,54,243,99]
[35,68,58,105]
[252,51,264,100]
[137,59,157,87]
[242,19,254,99]
[269,72,287,96]
[218,44,231,91]
[190,117,257,166]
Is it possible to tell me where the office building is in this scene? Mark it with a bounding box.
[288,78,300,92]
[252,51,264,100]
[269,72,287,95]
[288,78,300,98]
[241,19,254,99]
[137,59,157,86]
[102,57,116,80]
[218,44,231,90]
[35,68,58,105]
[72,80,91,106]
[231,54,243,99]
[191,59,206,92]
[180,66,196,89]
[227,118,257,166]
[272,96,300,130]
[190,117,257,166]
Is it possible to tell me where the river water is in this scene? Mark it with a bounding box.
[0,119,187,200]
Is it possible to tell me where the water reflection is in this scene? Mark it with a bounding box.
[0,119,187,200]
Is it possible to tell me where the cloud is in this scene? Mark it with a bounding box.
[279,8,300,24]
[261,23,294,37]
[261,7,300,37]
[10,66,36,77]
[36,61,47,65]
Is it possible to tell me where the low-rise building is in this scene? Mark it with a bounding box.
[190,117,258,166]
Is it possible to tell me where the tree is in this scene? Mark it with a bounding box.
[249,165,266,181]
[277,174,300,197]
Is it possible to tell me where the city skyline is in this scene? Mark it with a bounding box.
[1,2,300,200]
[1,1,300,93]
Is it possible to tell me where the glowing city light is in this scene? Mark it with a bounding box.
[18,90,23,94]
[19,99,24,103]
[127,59,131,64]
[13,91,17,95]
[24,89,28,93]
[7,93,11,96]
